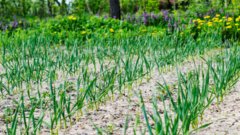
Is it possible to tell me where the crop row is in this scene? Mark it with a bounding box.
[140,47,240,135]
[0,28,223,134]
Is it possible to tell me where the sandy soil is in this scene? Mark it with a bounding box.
[193,81,240,135]
[59,57,208,135]
[59,49,240,135]
[1,48,238,135]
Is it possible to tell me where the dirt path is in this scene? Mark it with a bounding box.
[59,57,209,135]
[193,80,240,135]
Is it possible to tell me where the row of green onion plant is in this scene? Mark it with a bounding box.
[0,28,224,134]
[141,46,240,135]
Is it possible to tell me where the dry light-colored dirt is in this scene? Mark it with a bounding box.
[59,57,210,135]
[1,48,239,135]
[193,81,240,135]
[59,49,240,135]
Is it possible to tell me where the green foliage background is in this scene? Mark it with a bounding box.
[0,0,239,18]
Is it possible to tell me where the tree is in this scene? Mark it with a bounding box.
[109,0,121,19]
[54,0,60,6]
[47,0,53,16]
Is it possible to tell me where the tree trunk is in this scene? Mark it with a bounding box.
[109,0,121,19]
[54,0,61,6]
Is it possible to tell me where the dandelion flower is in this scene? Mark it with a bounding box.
[236,17,240,22]
[197,19,205,24]
[68,15,77,21]
[226,22,231,25]
[110,28,114,33]
[212,17,219,22]
[227,17,233,22]
[215,14,220,17]
[226,26,232,29]
[207,22,213,27]
[204,16,211,19]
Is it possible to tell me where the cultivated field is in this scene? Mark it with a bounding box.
[0,2,240,135]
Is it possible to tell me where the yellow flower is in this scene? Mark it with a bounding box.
[235,23,239,26]
[204,16,211,19]
[226,22,231,25]
[197,26,201,29]
[193,19,197,23]
[238,28,240,31]
[226,26,232,29]
[212,17,219,22]
[227,17,233,22]
[68,15,77,21]
[215,14,220,17]
[236,17,240,22]
[197,19,205,23]
[81,31,87,35]
[110,28,114,33]
[207,22,213,27]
